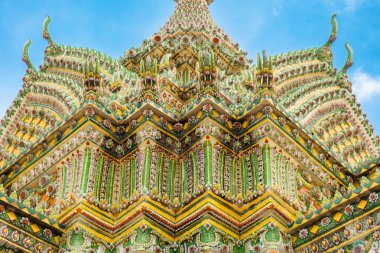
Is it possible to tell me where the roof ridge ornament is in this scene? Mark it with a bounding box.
[22,39,36,73]
[43,16,54,45]
[341,42,353,73]
[324,14,337,48]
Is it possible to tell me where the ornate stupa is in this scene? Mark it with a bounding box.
[1,0,380,252]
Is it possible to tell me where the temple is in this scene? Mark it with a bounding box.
[0,0,380,252]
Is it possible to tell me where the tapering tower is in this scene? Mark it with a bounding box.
[0,1,380,252]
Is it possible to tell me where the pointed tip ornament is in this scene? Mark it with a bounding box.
[257,53,262,70]
[324,14,338,48]
[341,42,353,73]
[43,15,54,44]
[22,39,36,72]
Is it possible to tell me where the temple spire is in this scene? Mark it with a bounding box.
[175,0,214,5]
[122,0,249,72]
[159,0,215,34]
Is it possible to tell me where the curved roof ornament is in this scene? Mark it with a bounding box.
[324,14,337,48]
[341,42,353,73]
[22,39,36,72]
[43,16,54,44]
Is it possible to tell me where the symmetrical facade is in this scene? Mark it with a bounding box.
[1,0,380,252]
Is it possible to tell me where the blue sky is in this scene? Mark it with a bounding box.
[1,0,380,133]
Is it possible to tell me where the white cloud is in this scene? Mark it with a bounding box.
[352,69,380,102]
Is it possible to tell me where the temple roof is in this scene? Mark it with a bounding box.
[1,0,379,175]
[1,2,380,252]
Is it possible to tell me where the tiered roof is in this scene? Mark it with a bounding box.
[0,0,379,252]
